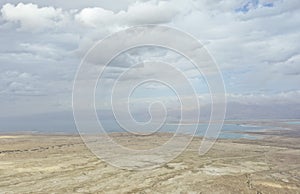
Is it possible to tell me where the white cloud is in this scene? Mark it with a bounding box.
[75,0,188,29]
[122,0,183,25]
[1,3,67,31]
[19,42,69,60]
[75,7,115,28]
[0,70,42,96]
[0,0,300,118]
[272,54,300,75]
[227,91,300,105]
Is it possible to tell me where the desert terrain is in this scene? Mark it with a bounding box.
[0,121,300,193]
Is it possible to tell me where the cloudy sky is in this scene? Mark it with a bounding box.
[0,0,299,132]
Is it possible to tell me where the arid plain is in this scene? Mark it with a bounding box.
[0,121,300,193]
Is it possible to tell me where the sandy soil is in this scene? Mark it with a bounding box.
[0,129,300,193]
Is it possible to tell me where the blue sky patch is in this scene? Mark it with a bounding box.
[236,0,274,13]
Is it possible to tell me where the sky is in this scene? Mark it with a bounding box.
[0,0,300,132]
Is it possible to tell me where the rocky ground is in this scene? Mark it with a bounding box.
[0,124,300,193]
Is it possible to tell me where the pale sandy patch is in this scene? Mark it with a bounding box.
[0,135,28,139]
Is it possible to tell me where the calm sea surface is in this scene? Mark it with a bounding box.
[0,120,279,140]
